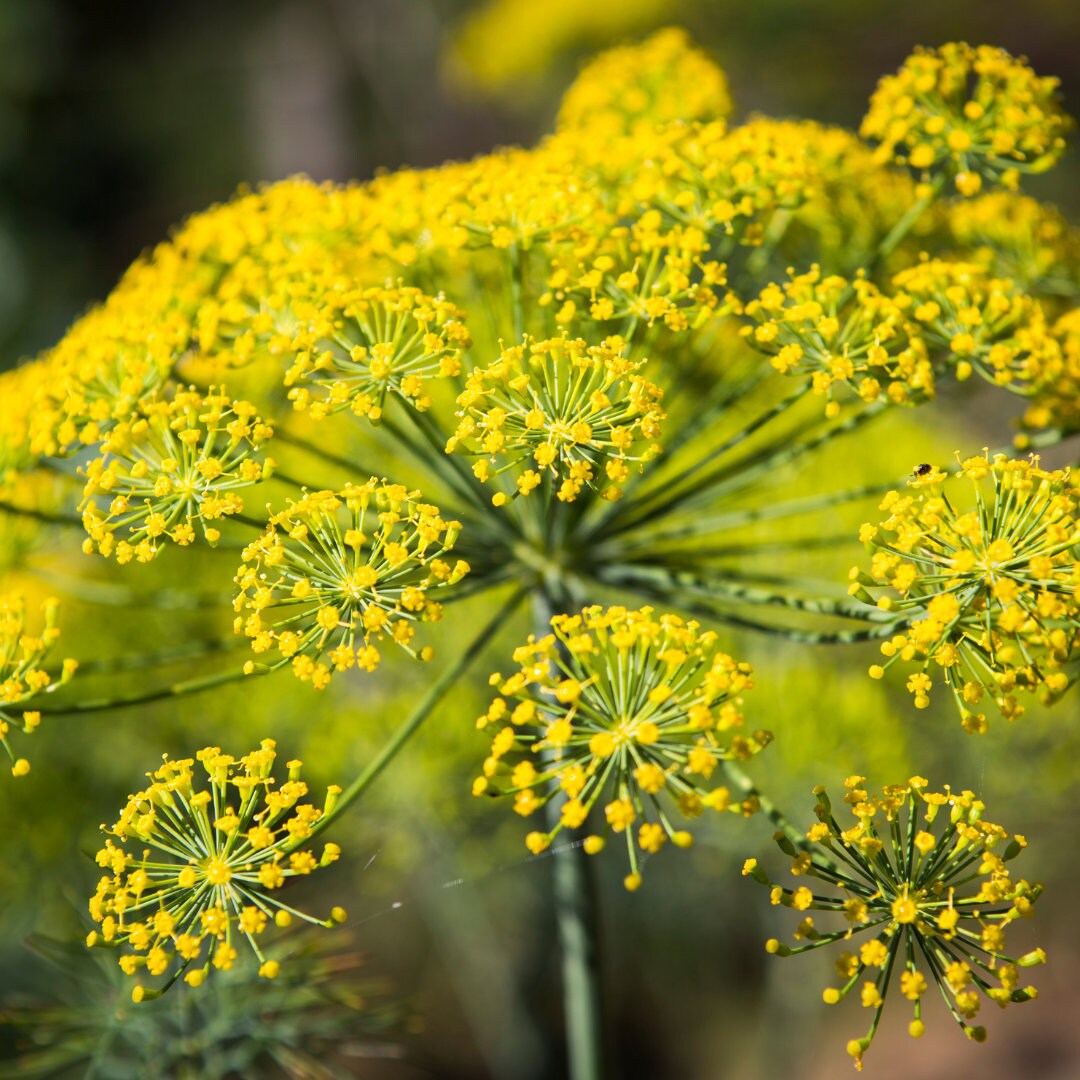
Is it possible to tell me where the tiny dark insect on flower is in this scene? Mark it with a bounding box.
[913,462,932,476]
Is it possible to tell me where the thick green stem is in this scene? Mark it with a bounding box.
[535,591,605,1080]
[300,587,526,847]
[21,663,273,715]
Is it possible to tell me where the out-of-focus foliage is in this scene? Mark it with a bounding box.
[0,931,405,1079]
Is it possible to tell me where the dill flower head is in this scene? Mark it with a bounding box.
[28,302,181,457]
[758,121,922,274]
[234,482,469,688]
[544,208,727,334]
[851,453,1080,731]
[860,43,1072,196]
[80,387,275,563]
[556,27,733,137]
[943,192,1080,299]
[0,594,77,777]
[87,740,346,998]
[742,267,933,413]
[446,335,665,504]
[1020,309,1080,435]
[383,144,597,260]
[744,775,1045,1071]
[473,605,770,889]
[629,117,819,249]
[284,284,471,423]
[891,259,1060,392]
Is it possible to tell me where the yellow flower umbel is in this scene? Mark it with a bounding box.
[473,605,770,889]
[0,595,77,776]
[891,259,1060,392]
[87,741,346,998]
[284,285,471,422]
[447,336,665,503]
[543,208,728,334]
[851,454,1080,730]
[556,27,733,139]
[861,43,1072,196]
[80,387,275,563]
[744,776,1044,1071]
[1021,309,1080,436]
[943,192,1080,301]
[742,267,932,413]
[234,481,469,687]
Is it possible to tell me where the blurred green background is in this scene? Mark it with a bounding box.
[2,2,1080,1078]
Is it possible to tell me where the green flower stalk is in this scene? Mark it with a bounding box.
[87,741,346,999]
[474,604,770,889]
[743,775,1045,1071]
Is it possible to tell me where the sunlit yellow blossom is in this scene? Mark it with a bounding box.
[743,267,932,410]
[284,285,471,422]
[1021,309,1080,434]
[746,776,1043,1070]
[87,741,345,995]
[861,43,1072,195]
[556,27,733,138]
[0,595,77,776]
[942,192,1080,302]
[474,605,769,885]
[852,453,1080,728]
[891,259,1060,392]
[80,387,275,562]
[234,481,468,686]
[447,336,664,503]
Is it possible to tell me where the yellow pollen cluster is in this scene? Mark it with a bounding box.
[284,285,471,422]
[892,259,1060,392]
[87,740,345,996]
[943,192,1080,301]
[747,775,1043,1071]
[861,42,1072,196]
[852,453,1080,729]
[0,595,77,777]
[743,267,932,412]
[473,605,769,888]
[1020,309,1080,435]
[79,387,275,563]
[234,481,469,687]
[556,27,733,140]
[447,335,665,503]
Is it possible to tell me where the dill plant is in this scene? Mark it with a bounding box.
[0,27,1077,1076]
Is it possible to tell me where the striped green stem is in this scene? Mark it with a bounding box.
[535,589,604,1080]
